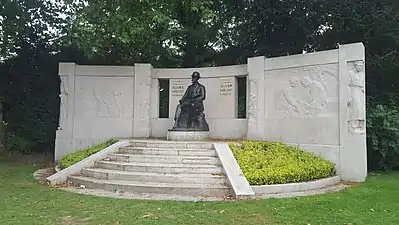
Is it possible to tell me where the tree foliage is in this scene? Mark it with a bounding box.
[314,0,399,105]
[0,0,66,59]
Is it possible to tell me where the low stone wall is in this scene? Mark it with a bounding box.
[251,175,341,195]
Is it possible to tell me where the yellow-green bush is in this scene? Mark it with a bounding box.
[59,138,118,169]
[229,141,336,185]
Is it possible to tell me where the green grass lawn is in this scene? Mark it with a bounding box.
[1,160,399,225]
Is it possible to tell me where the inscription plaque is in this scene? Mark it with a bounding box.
[219,80,233,96]
[171,81,186,96]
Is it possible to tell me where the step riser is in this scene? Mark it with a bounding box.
[81,170,227,185]
[118,148,217,157]
[130,142,214,150]
[68,177,231,196]
[108,155,220,165]
[94,162,224,174]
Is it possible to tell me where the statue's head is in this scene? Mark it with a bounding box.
[354,61,364,73]
[191,71,201,83]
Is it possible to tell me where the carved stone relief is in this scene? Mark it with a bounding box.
[58,76,68,130]
[347,60,365,135]
[92,90,127,118]
[275,64,337,118]
[248,79,257,120]
[137,81,151,121]
[74,77,134,119]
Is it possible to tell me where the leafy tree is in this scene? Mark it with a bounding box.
[65,0,234,67]
[0,0,66,59]
[315,0,399,105]
[0,0,68,153]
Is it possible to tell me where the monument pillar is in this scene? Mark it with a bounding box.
[55,62,76,162]
[338,43,367,182]
[247,56,266,140]
[133,63,152,138]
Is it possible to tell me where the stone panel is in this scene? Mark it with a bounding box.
[133,64,152,137]
[265,63,339,145]
[247,56,266,140]
[265,117,339,145]
[74,77,134,118]
[73,76,134,139]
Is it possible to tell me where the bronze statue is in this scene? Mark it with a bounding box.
[170,71,209,131]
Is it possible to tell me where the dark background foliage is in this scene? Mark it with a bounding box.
[0,0,398,170]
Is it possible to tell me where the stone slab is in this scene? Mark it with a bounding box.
[213,143,255,198]
[167,131,210,141]
[81,168,227,184]
[68,176,232,197]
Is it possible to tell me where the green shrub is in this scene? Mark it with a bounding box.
[59,138,118,169]
[5,133,35,154]
[229,141,336,185]
[367,104,399,171]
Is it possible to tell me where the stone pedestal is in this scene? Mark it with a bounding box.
[167,130,210,141]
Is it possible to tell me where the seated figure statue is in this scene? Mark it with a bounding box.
[171,71,209,131]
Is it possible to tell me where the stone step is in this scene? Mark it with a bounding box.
[94,161,224,174]
[81,168,228,185]
[130,140,214,150]
[68,176,232,197]
[118,147,217,157]
[107,153,221,165]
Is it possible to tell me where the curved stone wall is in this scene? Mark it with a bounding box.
[54,42,367,183]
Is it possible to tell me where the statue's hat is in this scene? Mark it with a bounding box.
[191,71,201,78]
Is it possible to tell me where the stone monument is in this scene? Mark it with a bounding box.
[167,71,210,141]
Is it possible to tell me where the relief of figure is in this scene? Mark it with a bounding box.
[59,76,68,130]
[248,79,258,120]
[300,76,328,114]
[282,78,303,114]
[347,60,365,134]
[171,71,209,131]
[278,74,328,117]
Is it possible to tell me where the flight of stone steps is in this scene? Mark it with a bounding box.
[67,140,232,198]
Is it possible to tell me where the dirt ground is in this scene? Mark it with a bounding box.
[0,151,54,167]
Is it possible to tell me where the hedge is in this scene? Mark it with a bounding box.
[59,138,118,169]
[229,141,336,185]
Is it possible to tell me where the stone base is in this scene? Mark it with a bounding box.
[167,131,210,141]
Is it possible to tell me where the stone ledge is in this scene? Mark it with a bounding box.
[213,143,255,198]
[251,175,341,195]
[46,140,130,186]
[167,131,210,141]
[256,183,348,199]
